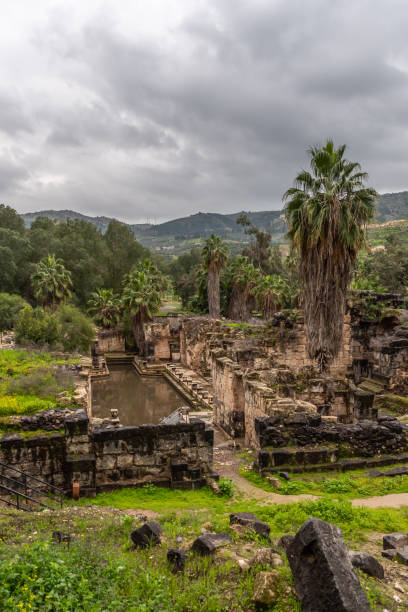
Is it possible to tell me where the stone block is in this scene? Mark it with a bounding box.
[287,518,370,612]
[229,512,270,538]
[383,533,408,550]
[167,548,187,571]
[191,533,232,555]
[130,521,162,548]
[349,551,384,579]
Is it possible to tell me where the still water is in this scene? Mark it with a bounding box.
[91,365,186,426]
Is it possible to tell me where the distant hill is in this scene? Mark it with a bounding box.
[21,209,153,234]
[375,191,408,222]
[19,190,408,256]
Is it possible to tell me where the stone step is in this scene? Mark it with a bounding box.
[359,378,385,394]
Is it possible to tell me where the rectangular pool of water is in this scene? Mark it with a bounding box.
[91,364,187,426]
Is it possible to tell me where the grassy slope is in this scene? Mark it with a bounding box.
[0,486,405,610]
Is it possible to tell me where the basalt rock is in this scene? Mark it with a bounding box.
[287,518,370,612]
[383,533,408,550]
[229,512,270,538]
[167,548,187,571]
[191,533,232,555]
[130,521,162,548]
[349,551,384,579]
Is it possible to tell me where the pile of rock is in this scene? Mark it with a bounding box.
[382,532,408,565]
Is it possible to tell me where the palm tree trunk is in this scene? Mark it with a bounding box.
[207,268,220,318]
[132,308,148,355]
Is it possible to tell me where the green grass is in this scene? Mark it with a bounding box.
[0,492,406,610]
[240,465,408,499]
[0,349,78,417]
[0,488,406,610]
[375,394,408,416]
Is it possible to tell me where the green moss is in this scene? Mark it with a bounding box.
[375,394,408,415]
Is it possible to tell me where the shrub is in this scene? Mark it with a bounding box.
[218,478,234,497]
[14,305,94,354]
[0,293,29,330]
[14,306,61,347]
[56,305,95,353]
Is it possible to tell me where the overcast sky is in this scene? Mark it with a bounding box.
[1,0,408,223]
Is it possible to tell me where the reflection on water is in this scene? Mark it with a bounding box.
[91,365,186,426]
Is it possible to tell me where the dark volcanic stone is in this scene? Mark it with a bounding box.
[191,533,232,555]
[396,548,408,565]
[382,549,398,560]
[287,518,370,612]
[279,471,290,481]
[52,531,71,544]
[167,548,187,571]
[366,470,383,478]
[383,533,408,550]
[229,512,270,538]
[277,534,295,550]
[130,521,162,548]
[349,551,384,579]
[383,467,408,477]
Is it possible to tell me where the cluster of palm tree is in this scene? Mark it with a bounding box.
[30,253,168,355]
[88,259,167,355]
[200,239,292,322]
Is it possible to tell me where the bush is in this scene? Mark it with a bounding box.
[56,305,94,353]
[0,293,29,330]
[14,305,94,354]
[218,478,234,497]
[14,306,61,347]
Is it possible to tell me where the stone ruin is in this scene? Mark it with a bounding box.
[2,290,408,496]
[142,291,408,474]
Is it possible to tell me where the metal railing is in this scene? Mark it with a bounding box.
[0,461,64,511]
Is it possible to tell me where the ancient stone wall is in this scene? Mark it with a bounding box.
[0,433,66,490]
[255,412,408,474]
[93,420,213,491]
[97,329,126,353]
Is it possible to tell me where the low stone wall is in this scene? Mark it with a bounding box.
[0,433,66,489]
[254,413,408,474]
[93,420,213,491]
[0,405,214,498]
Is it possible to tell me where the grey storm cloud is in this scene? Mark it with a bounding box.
[1,0,408,222]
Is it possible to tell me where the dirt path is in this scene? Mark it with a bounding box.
[213,428,317,504]
[352,493,408,509]
[213,427,408,508]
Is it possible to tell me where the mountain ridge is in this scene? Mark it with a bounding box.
[19,190,408,254]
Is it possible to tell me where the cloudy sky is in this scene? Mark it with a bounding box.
[1,0,408,223]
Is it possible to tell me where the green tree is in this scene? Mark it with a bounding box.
[57,304,95,353]
[104,221,149,292]
[283,140,376,371]
[0,293,29,330]
[254,275,289,320]
[0,204,26,234]
[227,256,261,321]
[201,235,229,318]
[121,265,162,354]
[88,289,121,329]
[30,255,73,310]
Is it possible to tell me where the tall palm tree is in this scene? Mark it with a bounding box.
[201,235,229,318]
[121,270,162,354]
[283,140,376,371]
[31,255,72,310]
[227,256,261,321]
[254,274,288,320]
[88,288,121,329]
